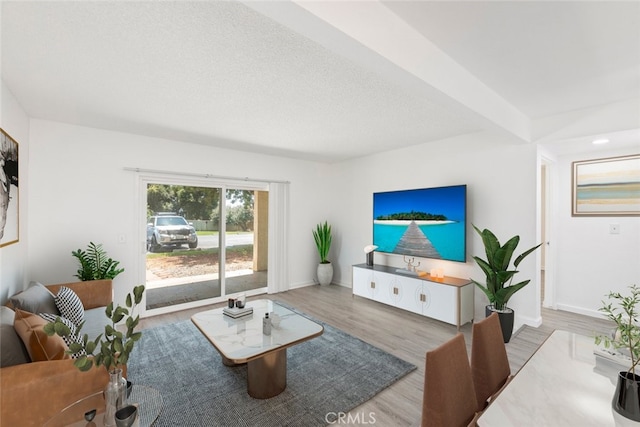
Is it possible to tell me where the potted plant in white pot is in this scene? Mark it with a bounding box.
[470,225,541,343]
[313,221,333,286]
[595,284,640,421]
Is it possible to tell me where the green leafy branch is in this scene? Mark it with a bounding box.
[595,284,640,376]
[44,285,145,373]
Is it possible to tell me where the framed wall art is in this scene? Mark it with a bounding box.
[1,128,19,247]
[572,154,640,216]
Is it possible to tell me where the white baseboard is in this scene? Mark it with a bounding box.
[288,281,315,290]
[287,280,351,291]
[516,313,542,330]
[555,303,603,319]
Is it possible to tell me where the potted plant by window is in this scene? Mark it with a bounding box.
[72,241,125,281]
[313,221,333,286]
[595,285,640,422]
[470,225,541,343]
[45,285,145,427]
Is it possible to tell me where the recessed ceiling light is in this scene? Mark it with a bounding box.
[592,138,610,145]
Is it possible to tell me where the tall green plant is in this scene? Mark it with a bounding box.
[44,285,145,373]
[72,242,124,281]
[595,285,640,376]
[312,221,332,264]
[470,225,541,311]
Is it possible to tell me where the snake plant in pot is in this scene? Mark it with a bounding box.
[470,225,541,343]
[595,285,640,421]
[313,221,333,285]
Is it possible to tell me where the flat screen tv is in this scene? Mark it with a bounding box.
[373,184,466,263]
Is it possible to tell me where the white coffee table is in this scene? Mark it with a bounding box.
[191,299,323,399]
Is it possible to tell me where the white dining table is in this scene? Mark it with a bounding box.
[477,329,639,426]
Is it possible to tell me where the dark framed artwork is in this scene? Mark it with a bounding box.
[1,128,19,247]
[572,154,640,216]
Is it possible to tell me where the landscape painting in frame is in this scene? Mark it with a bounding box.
[0,128,19,247]
[572,154,640,216]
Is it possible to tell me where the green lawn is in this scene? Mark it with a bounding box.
[195,231,252,236]
[146,244,252,259]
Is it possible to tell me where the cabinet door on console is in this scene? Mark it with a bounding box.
[422,280,457,324]
[393,276,423,315]
[373,271,406,307]
[352,267,379,300]
[375,271,400,307]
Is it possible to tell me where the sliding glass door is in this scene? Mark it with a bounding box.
[143,179,268,312]
[224,189,268,295]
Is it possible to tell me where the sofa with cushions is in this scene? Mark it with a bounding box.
[1,280,120,426]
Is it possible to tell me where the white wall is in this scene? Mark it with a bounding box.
[328,131,541,329]
[26,120,333,306]
[7,112,637,329]
[0,79,30,302]
[553,147,640,317]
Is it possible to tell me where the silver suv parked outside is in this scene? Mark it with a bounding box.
[147,213,198,252]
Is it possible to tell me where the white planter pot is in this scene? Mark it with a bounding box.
[317,263,333,286]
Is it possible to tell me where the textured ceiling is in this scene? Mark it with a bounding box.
[2,1,639,162]
[383,1,640,118]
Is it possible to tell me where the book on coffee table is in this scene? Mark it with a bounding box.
[223,306,253,318]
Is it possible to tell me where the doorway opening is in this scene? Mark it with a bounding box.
[540,157,555,309]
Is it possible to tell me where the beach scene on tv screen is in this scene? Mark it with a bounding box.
[373,185,466,262]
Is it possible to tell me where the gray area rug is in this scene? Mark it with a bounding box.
[128,304,416,426]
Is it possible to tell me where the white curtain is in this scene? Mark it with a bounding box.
[267,182,289,294]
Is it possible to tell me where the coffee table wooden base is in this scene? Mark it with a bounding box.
[222,355,242,367]
[247,348,287,399]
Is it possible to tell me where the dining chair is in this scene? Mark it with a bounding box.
[422,333,479,427]
[471,312,513,410]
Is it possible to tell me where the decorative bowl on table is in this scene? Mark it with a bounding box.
[115,405,137,427]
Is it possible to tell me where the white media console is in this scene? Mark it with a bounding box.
[352,264,474,330]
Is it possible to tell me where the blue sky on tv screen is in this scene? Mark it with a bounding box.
[373,185,466,221]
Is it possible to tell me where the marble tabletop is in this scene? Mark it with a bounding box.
[191,299,323,363]
[477,329,638,426]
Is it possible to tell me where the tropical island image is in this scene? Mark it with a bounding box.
[373,186,466,262]
[375,211,449,221]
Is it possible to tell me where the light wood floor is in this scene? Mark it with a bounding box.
[138,284,614,427]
